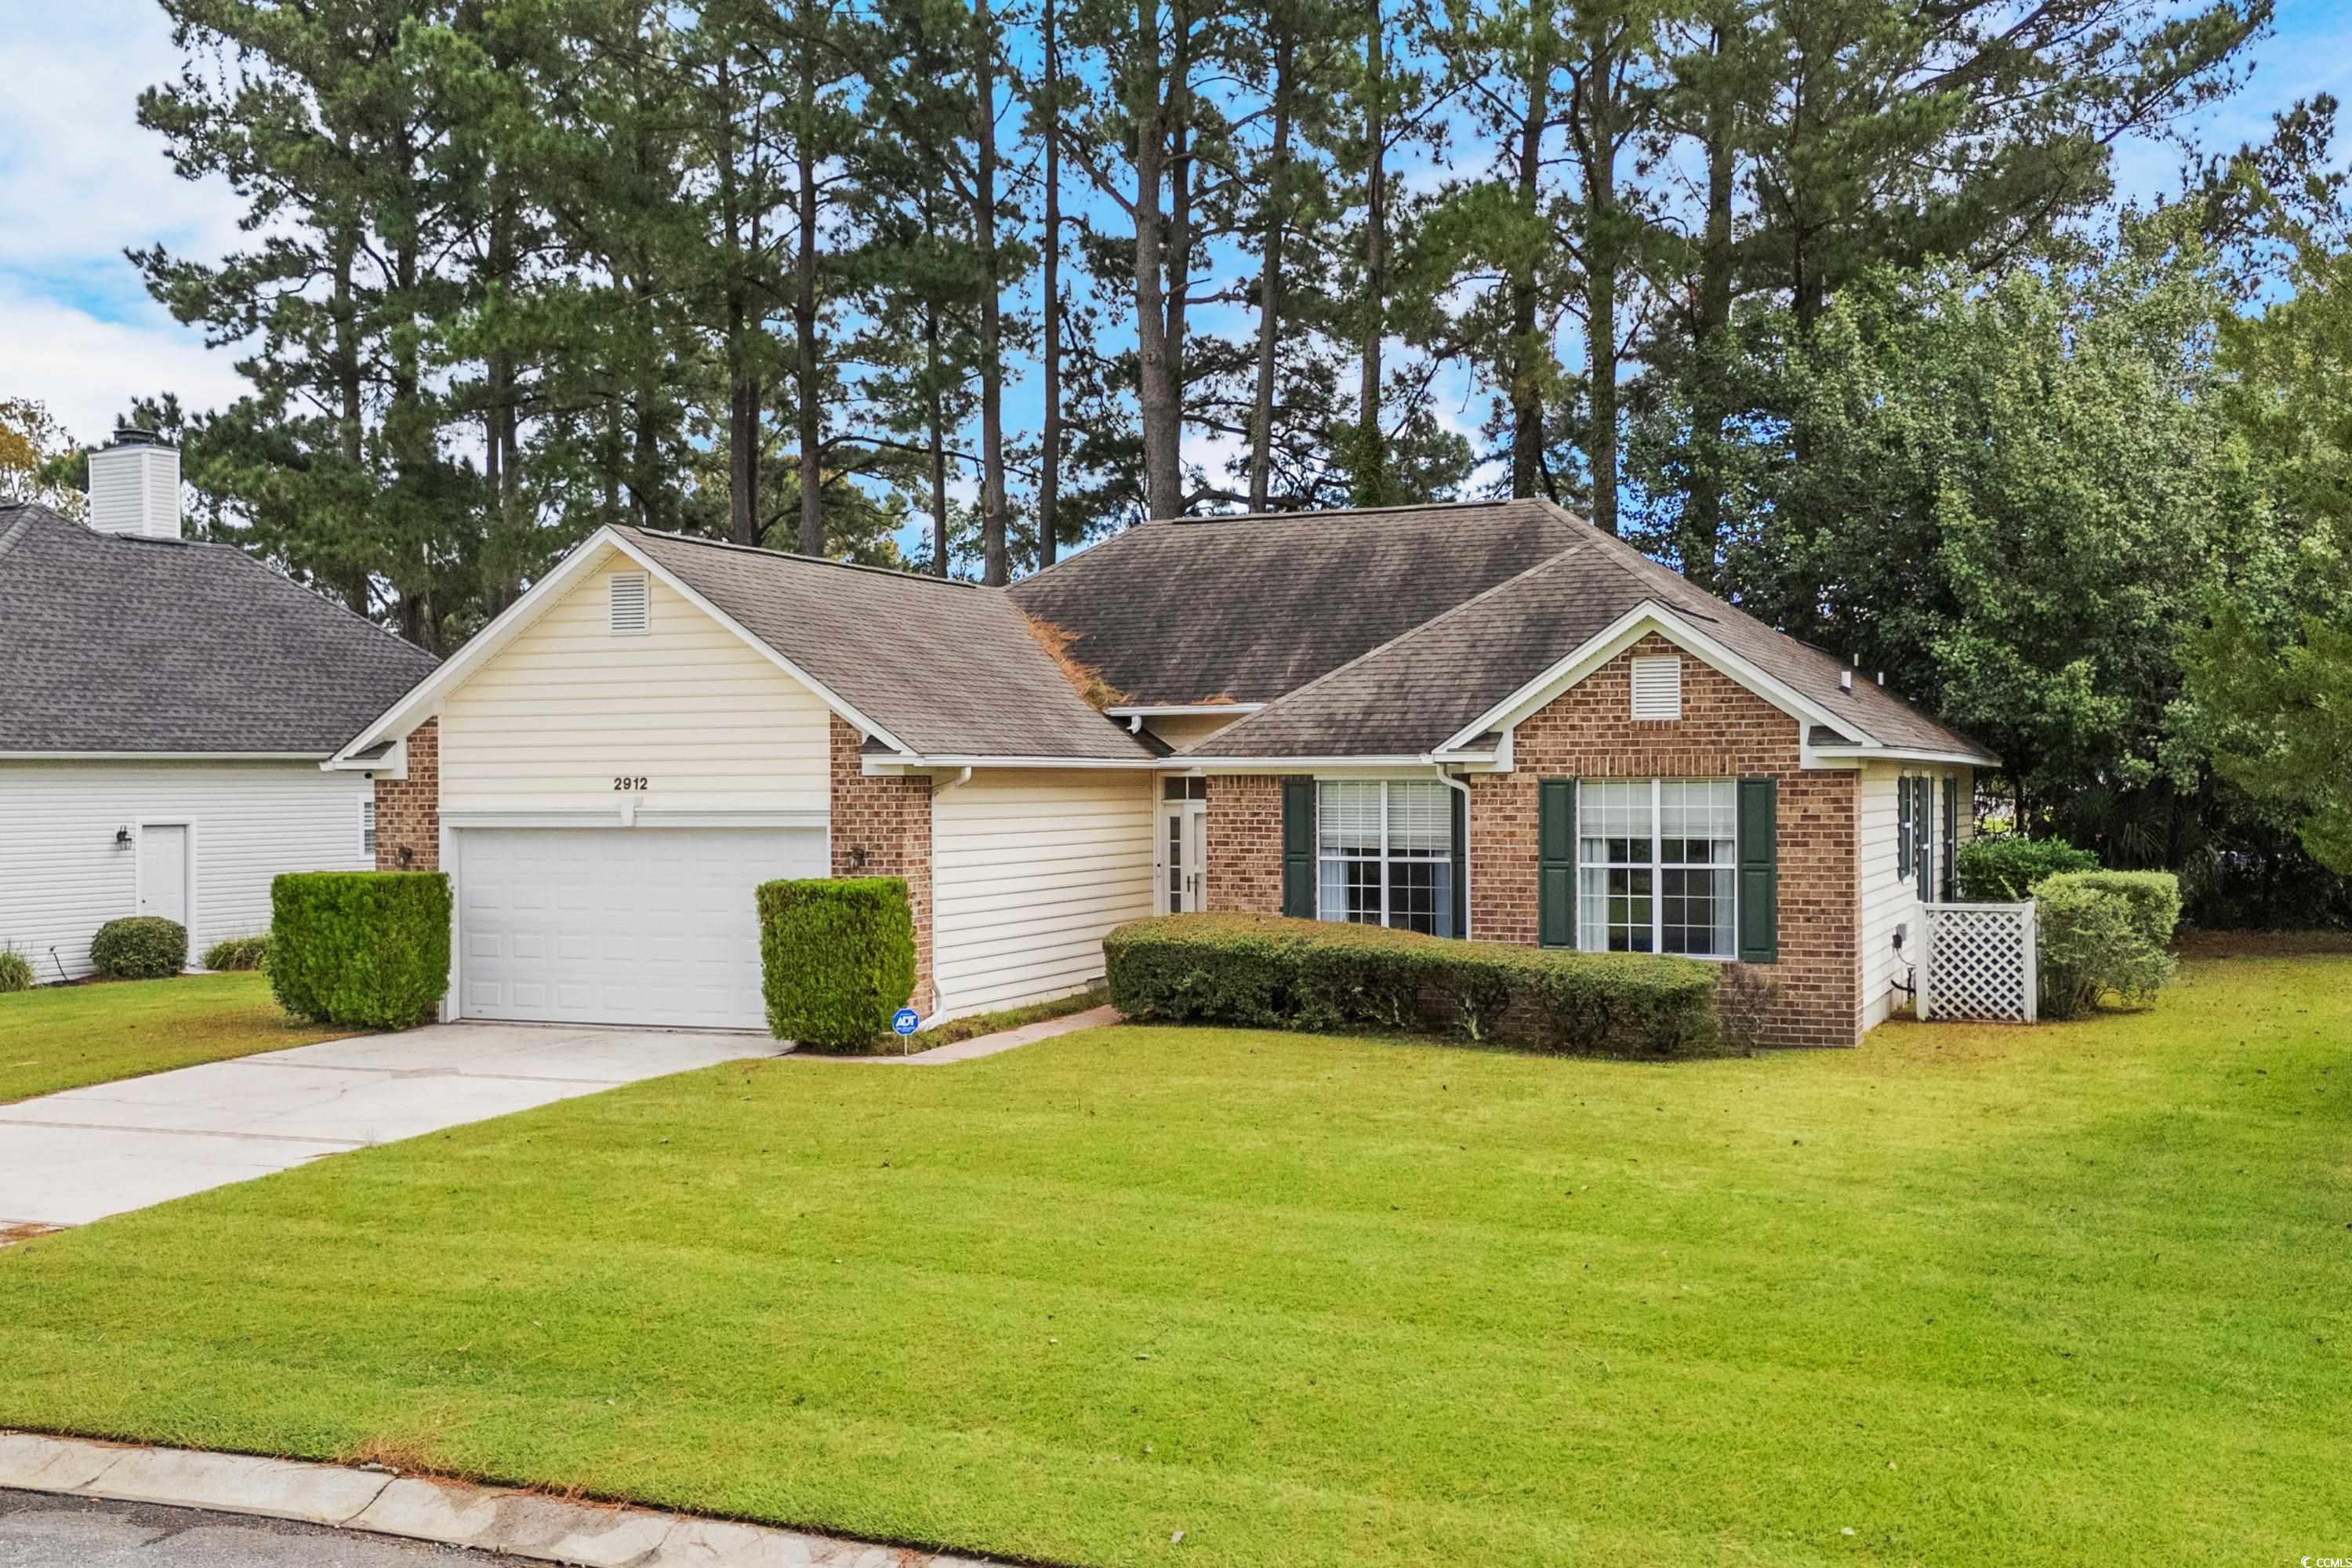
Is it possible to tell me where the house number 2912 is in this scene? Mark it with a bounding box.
[612,775,649,792]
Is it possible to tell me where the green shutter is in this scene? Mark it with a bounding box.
[1538,779,1575,948]
[1281,779,1315,918]
[1896,775,1912,880]
[1915,777,1933,899]
[1940,775,1959,902]
[1737,776,1778,964]
[1449,786,1468,939]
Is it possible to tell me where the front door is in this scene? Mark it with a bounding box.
[1159,801,1208,913]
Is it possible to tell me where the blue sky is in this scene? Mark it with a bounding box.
[4,0,2348,482]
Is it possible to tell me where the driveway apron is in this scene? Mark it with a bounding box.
[0,1024,779,1229]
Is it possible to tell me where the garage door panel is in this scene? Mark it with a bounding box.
[458,827,821,1029]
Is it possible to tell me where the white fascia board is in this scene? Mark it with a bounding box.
[1102,703,1268,718]
[328,528,918,766]
[1436,601,1875,754]
[0,750,329,761]
[1180,755,1461,773]
[862,753,1162,775]
[1811,745,1998,768]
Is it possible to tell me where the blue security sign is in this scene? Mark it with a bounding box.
[891,1007,921,1036]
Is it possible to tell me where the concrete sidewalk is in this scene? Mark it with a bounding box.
[0,1024,779,1229]
[0,1434,990,1567]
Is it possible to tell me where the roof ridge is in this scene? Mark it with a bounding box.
[1174,539,1586,757]
[626,525,988,589]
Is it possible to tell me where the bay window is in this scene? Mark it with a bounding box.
[1576,778,1737,958]
[1316,779,1457,937]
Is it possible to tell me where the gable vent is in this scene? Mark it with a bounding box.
[608,572,650,635]
[1630,655,1682,720]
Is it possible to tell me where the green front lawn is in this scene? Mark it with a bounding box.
[2,955,2347,1565]
[0,972,357,1102]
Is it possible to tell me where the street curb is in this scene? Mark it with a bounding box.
[0,1431,996,1566]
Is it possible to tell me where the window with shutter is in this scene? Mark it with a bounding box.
[1281,779,1315,918]
[1538,779,1575,947]
[1915,776,1934,900]
[1940,776,1960,902]
[1896,775,1914,880]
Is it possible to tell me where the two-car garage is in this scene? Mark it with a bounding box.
[452,826,824,1031]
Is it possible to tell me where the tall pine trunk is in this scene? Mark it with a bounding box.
[1580,42,1619,537]
[1681,24,1737,589]
[927,302,949,574]
[1131,0,1181,520]
[1037,0,1063,565]
[1508,72,1548,501]
[1352,0,1386,506]
[794,12,825,557]
[973,0,1011,583]
[1247,26,1294,512]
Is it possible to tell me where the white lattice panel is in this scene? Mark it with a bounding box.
[1919,902,2038,1023]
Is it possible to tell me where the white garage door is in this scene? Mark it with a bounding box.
[457,827,826,1029]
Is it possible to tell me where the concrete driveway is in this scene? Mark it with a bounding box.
[0,1025,779,1229]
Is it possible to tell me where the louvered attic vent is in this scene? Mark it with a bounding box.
[1629,655,1682,720]
[608,572,650,635]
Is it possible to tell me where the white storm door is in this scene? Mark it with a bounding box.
[1158,804,1207,914]
[138,825,189,925]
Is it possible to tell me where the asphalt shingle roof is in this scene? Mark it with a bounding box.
[618,528,1155,761]
[1179,510,1998,764]
[1005,499,1582,705]
[0,503,438,755]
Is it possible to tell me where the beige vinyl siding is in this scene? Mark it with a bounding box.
[438,553,832,815]
[931,769,1155,1018]
[1857,761,1975,1031]
[0,760,372,978]
[1144,711,1251,751]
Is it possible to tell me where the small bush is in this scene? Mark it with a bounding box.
[201,933,270,971]
[758,877,918,1051]
[1957,834,2099,901]
[90,916,187,979]
[270,872,451,1029]
[1104,914,1725,1058]
[2032,869,2181,1019]
[0,947,34,993]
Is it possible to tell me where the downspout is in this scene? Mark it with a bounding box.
[1432,764,1472,940]
[932,765,975,795]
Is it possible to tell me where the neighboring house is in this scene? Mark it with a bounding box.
[329,499,1992,1047]
[0,431,439,980]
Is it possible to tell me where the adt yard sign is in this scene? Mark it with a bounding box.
[892,1007,921,1037]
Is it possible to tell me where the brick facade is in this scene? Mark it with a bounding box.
[372,718,440,871]
[1198,636,1864,1049]
[828,716,935,1014]
[1205,774,1284,914]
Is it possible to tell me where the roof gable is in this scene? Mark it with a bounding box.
[0,502,438,757]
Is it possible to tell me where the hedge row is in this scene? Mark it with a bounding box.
[270,872,452,1029]
[1955,834,2099,902]
[1103,913,1726,1058]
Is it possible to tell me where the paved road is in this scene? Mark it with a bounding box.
[0,1490,479,1566]
[0,1022,779,1228]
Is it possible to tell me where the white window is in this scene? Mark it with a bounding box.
[1577,778,1737,957]
[608,572,650,635]
[361,797,377,857]
[1629,655,1682,720]
[1316,779,1456,936]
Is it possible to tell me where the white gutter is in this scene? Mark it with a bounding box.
[1,750,331,761]
[1103,704,1267,719]
[1809,745,1999,768]
[931,765,975,794]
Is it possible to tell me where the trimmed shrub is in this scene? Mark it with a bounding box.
[90,916,187,980]
[1956,834,2098,902]
[1104,913,1726,1058]
[0,947,34,993]
[202,933,270,972]
[270,872,452,1029]
[2031,869,2181,1019]
[758,877,918,1052]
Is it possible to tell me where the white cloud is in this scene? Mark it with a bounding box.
[0,280,249,447]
